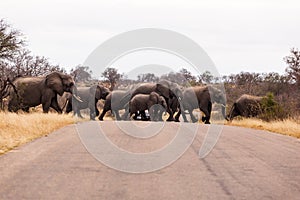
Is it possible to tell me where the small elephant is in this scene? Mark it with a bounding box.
[226,94,263,121]
[7,72,80,113]
[66,85,110,120]
[128,92,167,121]
[125,79,183,121]
[98,90,131,121]
[181,86,226,124]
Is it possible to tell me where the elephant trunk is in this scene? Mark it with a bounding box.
[70,85,83,103]
[221,104,227,120]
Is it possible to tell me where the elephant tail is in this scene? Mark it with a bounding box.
[2,78,19,99]
[0,80,10,99]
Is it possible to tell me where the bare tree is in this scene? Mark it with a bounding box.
[70,65,92,83]
[102,67,123,90]
[0,19,25,61]
[137,73,159,83]
[284,48,300,86]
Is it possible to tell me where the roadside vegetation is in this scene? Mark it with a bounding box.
[226,118,300,138]
[0,112,75,154]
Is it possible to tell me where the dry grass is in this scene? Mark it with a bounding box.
[0,112,76,155]
[226,118,300,138]
[1,110,299,155]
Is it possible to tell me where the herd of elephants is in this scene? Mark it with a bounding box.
[2,71,264,123]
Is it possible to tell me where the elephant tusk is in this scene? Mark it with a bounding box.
[73,94,83,102]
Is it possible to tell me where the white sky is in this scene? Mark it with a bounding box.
[1,0,299,76]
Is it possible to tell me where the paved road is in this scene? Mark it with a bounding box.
[0,121,300,199]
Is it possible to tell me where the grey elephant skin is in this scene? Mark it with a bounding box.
[98,90,130,121]
[127,80,183,121]
[7,72,78,113]
[66,85,110,120]
[181,86,226,124]
[128,92,167,121]
[227,94,263,120]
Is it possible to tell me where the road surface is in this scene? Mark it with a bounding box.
[0,121,300,199]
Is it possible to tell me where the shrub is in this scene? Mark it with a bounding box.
[260,92,287,121]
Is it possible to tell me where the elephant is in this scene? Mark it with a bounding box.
[65,85,110,120]
[226,94,263,121]
[128,92,167,121]
[57,92,72,112]
[181,86,226,124]
[7,72,81,113]
[123,79,183,121]
[98,90,131,121]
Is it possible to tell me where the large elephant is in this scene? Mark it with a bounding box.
[98,90,130,121]
[7,72,80,113]
[126,79,183,121]
[66,85,110,120]
[181,86,226,124]
[226,94,263,121]
[128,92,167,121]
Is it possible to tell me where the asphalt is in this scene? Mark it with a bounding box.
[0,121,300,199]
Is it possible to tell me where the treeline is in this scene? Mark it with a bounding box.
[1,19,299,117]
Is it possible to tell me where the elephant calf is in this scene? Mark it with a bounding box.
[66,85,110,120]
[128,92,167,121]
[226,94,263,121]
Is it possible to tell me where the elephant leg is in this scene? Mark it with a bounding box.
[200,102,211,124]
[50,98,62,114]
[166,107,175,121]
[181,110,189,122]
[174,109,181,122]
[99,107,109,121]
[141,110,149,121]
[66,99,72,114]
[89,102,96,120]
[8,101,18,112]
[114,110,122,120]
[73,105,83,118]
[42,100,52,113]
[180,106,188,122]
[95,100,100,117]
[133,112,139,120]
[188,109,198,123]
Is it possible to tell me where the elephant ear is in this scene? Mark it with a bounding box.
[156,83,170,99]
[46,72,64,96]
[149,92,159,103]
[89,85,100,99]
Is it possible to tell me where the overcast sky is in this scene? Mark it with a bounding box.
[1,0,299,76]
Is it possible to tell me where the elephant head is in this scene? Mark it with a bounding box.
[208,86,227,119]
[45,72,82,102]
[156,79,183,100]
[226,94,263,121]
[91,84,110,100]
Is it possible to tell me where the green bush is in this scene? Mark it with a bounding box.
[260,92,287,121]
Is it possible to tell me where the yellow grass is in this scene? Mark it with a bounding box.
[0,112,76,155]
[226,118,300,138]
